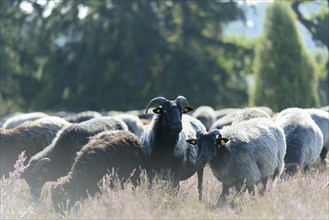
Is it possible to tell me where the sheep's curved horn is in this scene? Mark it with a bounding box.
[32,158,51,173]
[145,97,168,114]
[175,96,189,108]
[211,129,221,138]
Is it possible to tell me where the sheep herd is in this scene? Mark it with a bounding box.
[0,95,328,215]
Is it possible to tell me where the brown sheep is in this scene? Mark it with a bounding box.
[23,116,128,201]
[0,116,70,177]
[51,130,146,215]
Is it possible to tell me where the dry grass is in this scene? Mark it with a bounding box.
[1,154,328,219]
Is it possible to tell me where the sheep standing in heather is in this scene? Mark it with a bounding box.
[140,96,206,200]
[22,116,128,201]
[306,108,329,165]
[51,130,146,215]
[275,108,323,175]
[187,118,286,207]
[0,116,70,177]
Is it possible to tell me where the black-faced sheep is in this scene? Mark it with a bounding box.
[2,112,49,129]
[50,130,145,215]
[140,96,206,200]
[275,108,323,175]
[22,116,128,201]
[0,116,70,177]
[187,118,286,207]
[231,107,271,125]
[306,108,329,164]
[192,105,217,131]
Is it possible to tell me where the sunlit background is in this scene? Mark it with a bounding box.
[1,0,328,116]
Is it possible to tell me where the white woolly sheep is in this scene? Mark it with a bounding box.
[306,108,329,164]
[275,108,323,175]
[187,117,286,207]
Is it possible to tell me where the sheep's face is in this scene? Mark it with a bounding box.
[187,131,229,166]
[153,100,192,133]
[22,157,53,201]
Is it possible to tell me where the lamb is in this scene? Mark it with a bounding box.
[51,130,146,215]
[115,113,145,137]
[0,116,70,177]
[140,96,206,200]
[231,107,271,125]
[2,112,49,129]
[306,108,329,164]
[192,105,217,131]
[22,116,128,201]
[187,118,286,207]
[275,108,323,175]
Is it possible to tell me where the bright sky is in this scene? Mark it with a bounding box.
[19,0,88,19]
[239,0,274,5]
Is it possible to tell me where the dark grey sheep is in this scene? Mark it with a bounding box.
[50,130,146,215]
[306,108,329,164]
[214,108,240,120]
[2,112,49,129]
[22,116,128,201]
[64,111,102,123]
[187,118,286,207]
[192,106,217,131]
[115,113,145,137]
[209,111,237,131]
[231,107,271,125]
[0,116,70,177]
[140,96,206,200]
[275,108,323,175]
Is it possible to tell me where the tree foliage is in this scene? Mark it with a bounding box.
[250,2,320,112]
[0,0,253,116]
[291,0,329,106]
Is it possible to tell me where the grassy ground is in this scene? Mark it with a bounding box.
[1,157,328,219]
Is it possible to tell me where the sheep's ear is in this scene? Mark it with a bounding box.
[217,137,229,146]
[153,107,162,114]
[186,139,198,145]
[183,106,193,113]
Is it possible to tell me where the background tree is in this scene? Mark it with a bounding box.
[291,0,328,105]
[250,2,320,112]
[1,0,253,117]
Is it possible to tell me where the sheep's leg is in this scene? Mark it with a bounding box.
[256,180,265,196]
[320,147,328,165]
[197,168,204,201]
[147,173,155,196]
[171,176,180,195]
[216,184,230,208]
[265,175,274,192]
[247,184,255,196]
